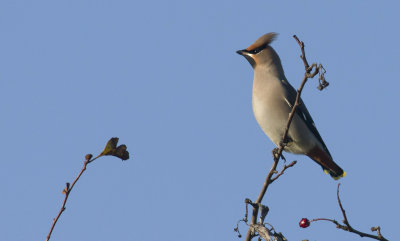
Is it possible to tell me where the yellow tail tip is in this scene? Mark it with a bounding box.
[324,170,346,180]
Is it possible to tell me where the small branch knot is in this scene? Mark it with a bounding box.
[85,154,93,161]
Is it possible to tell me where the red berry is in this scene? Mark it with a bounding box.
[299,218,310,228]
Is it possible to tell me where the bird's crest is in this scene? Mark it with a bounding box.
[246,32,277,51]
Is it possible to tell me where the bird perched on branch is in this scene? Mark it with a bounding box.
[237,32,345,180]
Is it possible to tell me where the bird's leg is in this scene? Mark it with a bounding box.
[280,153,287,162]
[272,147,286,162]
[280,136,292,147]
[278,136,292,162]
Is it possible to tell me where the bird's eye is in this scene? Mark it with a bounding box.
[249,45,266,55]
[250,49,261,54]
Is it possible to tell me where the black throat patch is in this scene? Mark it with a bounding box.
[244,55,256,68]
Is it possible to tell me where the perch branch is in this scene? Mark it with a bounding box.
[243,35,326,241]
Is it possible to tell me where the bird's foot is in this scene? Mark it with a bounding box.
[272,148,286,162]
[281,153,287,162]
[273,146,288,162]
[280,136,292,147]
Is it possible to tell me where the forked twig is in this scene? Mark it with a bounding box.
[270,161,297,183]
[308,184,388,241]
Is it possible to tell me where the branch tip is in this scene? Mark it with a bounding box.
[46,137,130,241]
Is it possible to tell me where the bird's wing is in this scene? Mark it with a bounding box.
[282,80,332,157]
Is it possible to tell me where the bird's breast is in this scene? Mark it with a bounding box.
[252,76,291,146]
[251,74,319,154]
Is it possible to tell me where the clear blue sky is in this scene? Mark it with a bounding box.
[1,1,399,241]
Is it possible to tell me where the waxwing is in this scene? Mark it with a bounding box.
[237,32,345,180]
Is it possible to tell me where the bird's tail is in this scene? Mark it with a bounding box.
[306,146,346,180]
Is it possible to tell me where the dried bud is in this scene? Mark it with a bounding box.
[299,218,310,228]
[85,154,93,161]
[62,183,70,194]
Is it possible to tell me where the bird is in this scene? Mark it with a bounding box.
[236,32,345,180]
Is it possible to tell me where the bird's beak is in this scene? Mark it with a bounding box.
[236,49,246,56]
[236,49,255,68]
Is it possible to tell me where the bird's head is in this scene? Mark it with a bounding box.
[237,32,278,68]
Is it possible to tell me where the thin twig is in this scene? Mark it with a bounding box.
[270,161,297,183]
[310,184,389,241]
[336,184,388,241]
[244,35,323,241]
[46,154,102,241]
[337,183,351,228]
[293,35,310,72]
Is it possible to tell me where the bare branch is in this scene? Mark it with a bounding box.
[309,184,389,241]
[252,224,287,241]
[46,154,101,241]
[46,137,130,241]
[337,183,351,228]
[293,35,310,72]
[270,161,297,184]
